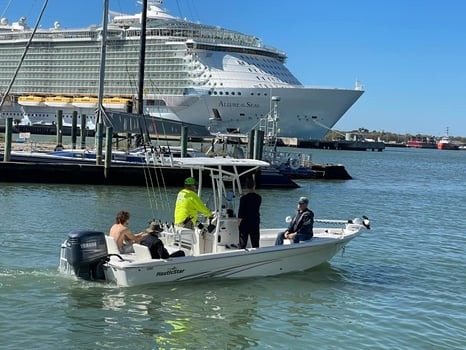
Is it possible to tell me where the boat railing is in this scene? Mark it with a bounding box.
[161,228,201,256]
[262,149,312,169]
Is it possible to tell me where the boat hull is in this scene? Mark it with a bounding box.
[2,86,362,139]
[406,140,437,149]
[175,87,363,139]
[437,143,459,150]
[103,229,360,287]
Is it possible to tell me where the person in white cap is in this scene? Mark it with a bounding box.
[274,196,314,245]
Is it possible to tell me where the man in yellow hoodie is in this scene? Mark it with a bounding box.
[174,177,213,229]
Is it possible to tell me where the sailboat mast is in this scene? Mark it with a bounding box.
[96,0,109,124]
[137,0,148,115]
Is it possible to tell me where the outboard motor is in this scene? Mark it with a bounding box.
[65,230,108,281]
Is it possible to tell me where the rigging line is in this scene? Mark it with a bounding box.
[138,127,172,218]
[145,141,173,217]
[0,0,13,18]
[126,78,172,216]
[124,64,138,99]
[119,68,164,215]
[0,0,49,109]
[142,162,158,220]
[146,121,175,217]
[148,121,182,218]
[311,118,346,138]
[152,149,173,217]
[145,77,176,148]
[143,157,172,222]
[139,114,171,216]
[138,143,168,218]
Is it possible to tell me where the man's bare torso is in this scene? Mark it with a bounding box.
[109,223,129,249]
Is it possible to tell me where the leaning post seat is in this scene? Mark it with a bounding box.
[133,243,153,261]
[173,226,199,256]
[105,235,120,255]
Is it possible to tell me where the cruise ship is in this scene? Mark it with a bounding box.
[0,1,364,139]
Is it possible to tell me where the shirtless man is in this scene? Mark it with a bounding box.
[109,211,146,253]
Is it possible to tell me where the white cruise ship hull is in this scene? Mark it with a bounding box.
[2,89,362,140]
[172,87,363,139]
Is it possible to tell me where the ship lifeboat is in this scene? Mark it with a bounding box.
[44,96,73,108]
[103,97,132,110]
[72,97,98,109]
[18,95,45,106]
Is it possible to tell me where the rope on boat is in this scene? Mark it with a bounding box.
[314,219,351,225]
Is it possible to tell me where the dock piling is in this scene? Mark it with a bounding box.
[71,111,78,149]
[104,127,113,178]
[96,123,104,165]
[80,114,86,149]
[181,126,188,157]
[3,117,12,162]
[56,110,63,149]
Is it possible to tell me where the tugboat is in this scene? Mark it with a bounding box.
[406,137,437,149]
[437,128,459,150]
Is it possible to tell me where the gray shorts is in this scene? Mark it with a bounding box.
[177,221,194,230]
[120,243,134,254]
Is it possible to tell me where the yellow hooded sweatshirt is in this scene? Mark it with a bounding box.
[174,188,212,225]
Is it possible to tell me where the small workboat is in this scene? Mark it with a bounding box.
[58,157,370,287]
[437,128,459,150]
[437,136,459,150]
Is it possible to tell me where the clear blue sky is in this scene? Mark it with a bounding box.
[3,0,466,137]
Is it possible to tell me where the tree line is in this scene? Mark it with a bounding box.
[324,128,466,144]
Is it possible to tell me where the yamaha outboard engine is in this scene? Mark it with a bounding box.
[65,230,108,280]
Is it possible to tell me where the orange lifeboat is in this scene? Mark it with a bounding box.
[44,96,73,108]
[103,97,132,110]
[72,96,98,109]
[18,95,45,106]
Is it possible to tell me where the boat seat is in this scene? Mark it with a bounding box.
[133,243,153,261]
[105,235,120,254]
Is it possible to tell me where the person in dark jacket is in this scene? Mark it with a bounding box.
[238,177,262,248]
[140,222,185,259]
[274,197,314,245]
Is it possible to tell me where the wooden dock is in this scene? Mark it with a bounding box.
[279,138,385,151]
[0,161,299,189]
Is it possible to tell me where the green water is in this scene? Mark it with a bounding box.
[1,147,465,349]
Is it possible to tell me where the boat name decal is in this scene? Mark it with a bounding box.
[218,101,260,108]
[156,266,185,276]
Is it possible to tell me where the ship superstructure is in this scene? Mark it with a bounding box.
[0,1,363,139]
